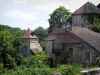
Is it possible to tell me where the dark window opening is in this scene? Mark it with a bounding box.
[85,51,90,60]
[82,24,83,27]
[23,45,28,57]
[68,48,73,57]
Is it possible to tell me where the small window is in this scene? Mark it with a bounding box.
[85,51,90,60]
[82,24,84,27]
[68,48,73,57]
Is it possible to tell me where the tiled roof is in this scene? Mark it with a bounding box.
[24,28,38,39]
[73,2,100,15]
[62,30,81,44]
[46,27,100,52]
[45,28,81,44]
[45,28,66,41]
[71,27,100,52]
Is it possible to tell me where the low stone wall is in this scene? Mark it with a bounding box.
[81,68,100,75]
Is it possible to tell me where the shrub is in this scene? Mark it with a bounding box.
[15,53,23,66]
[40,41,46,50]
[6,55,16,69]
[55,65,81,75]
[22,51,50,68]
[1,51,82,75]
[91,21,100,32]
[0,63,5,74]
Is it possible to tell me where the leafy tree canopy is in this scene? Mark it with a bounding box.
[0,24,24,68]
[48,6,72,33]
[33,26,48,40]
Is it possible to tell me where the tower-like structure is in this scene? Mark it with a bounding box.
[22,28,42,57]
[72,2,100,28]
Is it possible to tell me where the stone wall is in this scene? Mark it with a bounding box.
[81,41,100,67]
[72,15,92,28]
[60,41,100,66]
[45,40,100,66]
[60,43,82,65]
[72,15,84,26]
[45,41,55,58]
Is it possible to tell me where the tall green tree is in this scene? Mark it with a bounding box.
[0,25,24,68]
[33,27,48,40]
[12,28,23,65]
[48,6,72,33]
[0,29,14,68]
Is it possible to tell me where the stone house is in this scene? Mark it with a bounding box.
[72,2,100,28]
[22,28,42,57]
[45,27,100,67]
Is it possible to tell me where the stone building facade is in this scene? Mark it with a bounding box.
[45,2,100,67]
[45,27,100,67]
[72,2,100,28]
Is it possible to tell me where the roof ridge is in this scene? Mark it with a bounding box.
[73,1,100,14]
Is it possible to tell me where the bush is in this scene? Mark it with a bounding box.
[22,51,50,68]
[6,55,16,69]
[1,65,81,75]
[40,41,46,50]
[0,63,5,74]
[56,65,81,75]
[14,53,23,66]
[91,21,100,32]
[1,51,82,75]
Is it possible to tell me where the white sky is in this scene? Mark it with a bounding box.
[0,0,99,30]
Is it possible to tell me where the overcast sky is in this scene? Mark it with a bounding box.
[0,0,99,30]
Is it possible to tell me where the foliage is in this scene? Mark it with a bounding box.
[0,29,14,68]
[91,21,100,32]
[56,65,81,75]
[86,14,99,25]
[1,65,81,75]
[40,41,46,50]
[6,55,17,69]
[0,25,24,69]
[96,57,100,63]
[48,6,72,33]
[22,51,50,68]
[0,64,5,74]
[0,51,82,75]
[33,26,48,40]
[0,25,81,75]
[86,14,95,24]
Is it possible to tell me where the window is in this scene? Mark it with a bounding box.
[85,51,90,60]
[82,42,89,49]
[82,24,84,27]
[23,45,28,57]
[68,48,73,57]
